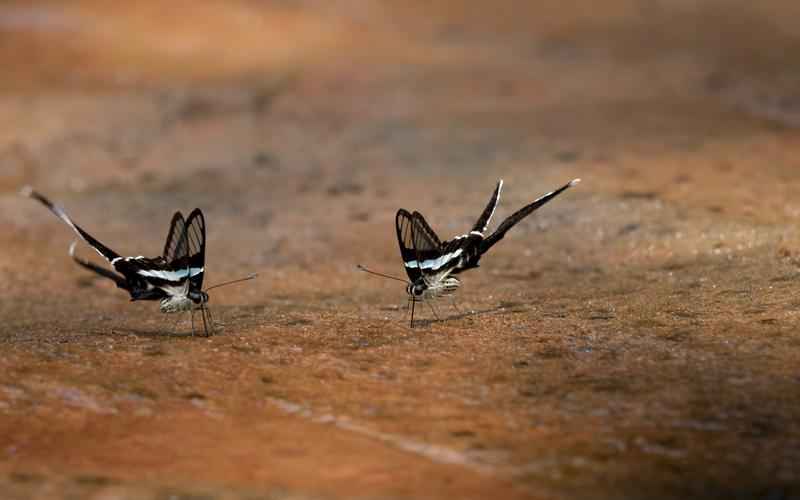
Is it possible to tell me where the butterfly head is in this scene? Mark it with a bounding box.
[189,289,209,304]
[406,280,428,298]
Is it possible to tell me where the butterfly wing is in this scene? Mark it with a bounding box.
[183,208,206,291]
[142,209,205,293]
[410,211,442,248]
[397,209,464,283]
[21,187,121,263]
[68,241,130,291]
[471,180,503,234]
[410,212,445,269]
[163,211,187,263]
[413,211,469,278]
[396,209,421,282]
[480,178,579,254]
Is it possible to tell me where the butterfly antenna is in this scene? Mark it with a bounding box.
[205,273,258,292]
[356,264,409,284]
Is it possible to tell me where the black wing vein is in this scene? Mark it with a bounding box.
[163,212,187,263]
[396,209,420,282]
[184,208,206,290]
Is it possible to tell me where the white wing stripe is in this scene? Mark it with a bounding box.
[137,267,204,282]
[405,249,463,270]
[481,179,502,232]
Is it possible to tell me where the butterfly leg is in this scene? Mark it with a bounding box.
[203,305,213,336]
[190,309,196,336]
[205,305,216,335]
[410,298,416,328]
[171,315,183,336]
[426,300,441,322]
[199,304,209,337]
[450,296,463,316]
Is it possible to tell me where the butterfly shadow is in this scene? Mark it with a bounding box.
[102,325,203,339]
[101,312,219,338]
[403,299,510,328]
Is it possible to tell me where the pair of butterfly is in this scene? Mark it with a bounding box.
[22,177,578,333]
[20,187,255,336]
[360,177,580,327]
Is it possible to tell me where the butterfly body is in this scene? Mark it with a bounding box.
[159,289,208,313]
[394,178,579,325]
[108,253,208,308]
[23,187,216,335]
[407,275,461,300]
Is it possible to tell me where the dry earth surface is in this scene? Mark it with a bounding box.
[1,1,800,499]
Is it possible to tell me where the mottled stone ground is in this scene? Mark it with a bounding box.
[1,1,800,499]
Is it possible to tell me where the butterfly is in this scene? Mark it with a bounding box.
[359,178,580,327]
[21,187,255,336]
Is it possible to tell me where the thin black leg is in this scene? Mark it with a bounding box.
[172,315,182,336]
[426,300,441,321]
[200,305,209,337]
[450,296,463,316]
[206,305,215,335]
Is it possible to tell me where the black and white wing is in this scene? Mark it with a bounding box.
[131,209,205,293]
[396,209,422,282]
[68,241,130,290]
[21,186,121,263]
[163,211,187,264]
[182,208,206,291]
[480,178,580,254]
[157,208,205,290]
[471,180,503,234]
[396,207,465,281]
[397,209,447,280]
[410,211,449,272]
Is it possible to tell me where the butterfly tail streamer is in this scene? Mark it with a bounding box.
[471,180,503,233]
[21,186,122,263]
[68,241,131,291]
[479,178,580,255]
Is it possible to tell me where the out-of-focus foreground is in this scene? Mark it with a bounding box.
[1,1,800,499]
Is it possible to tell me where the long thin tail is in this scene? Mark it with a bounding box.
[479,178,580,254]
[471,180,503,233]
[21,186,121,263]
[69,241,130,291]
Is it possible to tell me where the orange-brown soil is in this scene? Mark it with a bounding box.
[1,1,800,499]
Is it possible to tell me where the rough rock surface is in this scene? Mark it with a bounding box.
[1,1,800,499]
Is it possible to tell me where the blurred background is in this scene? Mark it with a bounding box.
[2,1,800,499]
[3,0,800,212]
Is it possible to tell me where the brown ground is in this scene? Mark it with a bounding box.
[2,1,800,499]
